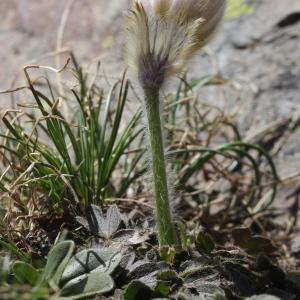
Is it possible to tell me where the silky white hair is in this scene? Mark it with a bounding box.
[126,0,227,88]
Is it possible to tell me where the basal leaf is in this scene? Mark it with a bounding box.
[196,232,215,254]
[43,240,75,288]
[61,247,121,285]
[60,270,114,299]
[105,204,121,238]
[124,280,154,300]
[13,261,40,286]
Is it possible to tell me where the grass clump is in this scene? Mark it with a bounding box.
[0,55,145,212]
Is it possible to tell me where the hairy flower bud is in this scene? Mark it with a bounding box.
[126,0,227,88]
[147,0,172,15]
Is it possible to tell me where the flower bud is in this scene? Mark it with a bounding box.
[152,0,172,15]
[171,0,226,20]
[127,0,227,88]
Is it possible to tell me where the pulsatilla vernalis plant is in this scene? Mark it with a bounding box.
[126,0,227,247]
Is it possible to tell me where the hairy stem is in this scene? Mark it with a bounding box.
[144,86,177,247]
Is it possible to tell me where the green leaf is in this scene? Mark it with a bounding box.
[196,231,215,254]
[124,280,154,300]
[61,247,121,285]
[155,282,170,297]
[60,270,114,299]
[232,228,277,254]
[157,270,180,282]
[13,261,40,286]
[223,262,259,297]
[0,239,30,262]
[43,240,75,288]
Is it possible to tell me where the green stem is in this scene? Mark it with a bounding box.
[144,87,177,247]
